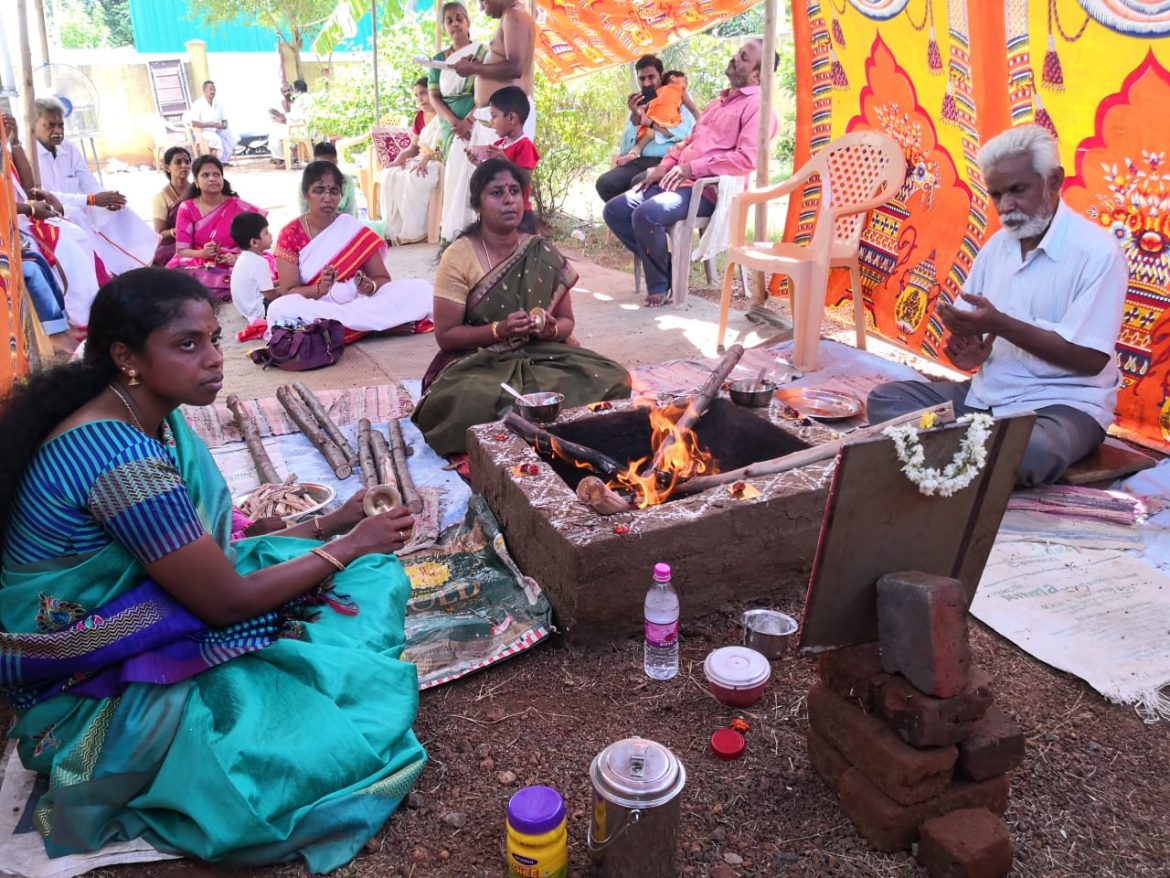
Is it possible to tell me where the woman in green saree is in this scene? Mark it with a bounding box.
[432,1,488,244]
[0,269,425,873]
[413,159,630,455]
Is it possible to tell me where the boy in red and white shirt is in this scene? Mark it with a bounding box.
[469,85,539,233]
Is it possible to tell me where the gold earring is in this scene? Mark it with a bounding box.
[127,369,141,387]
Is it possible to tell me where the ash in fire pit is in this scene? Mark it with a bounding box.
[541,399,810,496]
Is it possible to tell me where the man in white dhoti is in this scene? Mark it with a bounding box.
[268,79,307,166]
[5,110,101,331]
[189,80,238,162]
[32,98,159,278]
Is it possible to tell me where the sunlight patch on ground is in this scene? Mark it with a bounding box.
[649,313,771,357]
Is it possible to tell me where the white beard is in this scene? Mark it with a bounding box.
[1000,210,1052,240]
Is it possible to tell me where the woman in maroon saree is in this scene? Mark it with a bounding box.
[166,155,263,299]
[151,147,191,267]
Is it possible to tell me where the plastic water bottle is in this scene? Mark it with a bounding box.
[644,562,679,680]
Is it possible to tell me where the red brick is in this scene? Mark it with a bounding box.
[877,571,972,698]
[918,808,1013,877]
[957,708,1025,781]
[838,769,1010,852]
[807,684,956,805]
[871,669,994,747]
[816,642,882,702]
[807,728,851,793]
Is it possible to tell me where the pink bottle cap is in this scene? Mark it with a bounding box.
[653,563,672,582]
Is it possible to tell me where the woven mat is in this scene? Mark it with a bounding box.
[183,384,414,448]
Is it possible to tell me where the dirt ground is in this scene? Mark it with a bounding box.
[98,603,1169,878]
[35,170,1170,877]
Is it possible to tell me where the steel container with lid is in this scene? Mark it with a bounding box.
[587,736,686,877]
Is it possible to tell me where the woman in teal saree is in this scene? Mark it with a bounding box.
[413,159,630,455]
[0,269,425,873]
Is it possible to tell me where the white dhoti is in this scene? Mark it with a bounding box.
[201,127,238,160]
[381,163,440,244]
[267,278,433,333]
[50,219,102,328]
[63,203,159,276]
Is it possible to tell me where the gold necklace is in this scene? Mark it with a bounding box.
[109,384,146,434]
[477,236,495,270]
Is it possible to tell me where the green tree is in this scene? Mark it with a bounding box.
[192,0,335,80]
[100,0,134,48]
[46,0,111,49]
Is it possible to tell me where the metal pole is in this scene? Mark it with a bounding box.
[371,0,380,121]
[752,0,778,306]
[32,0,50,65]
[17,0,39,185]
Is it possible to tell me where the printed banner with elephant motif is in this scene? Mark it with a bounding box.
[790,0,1170,450]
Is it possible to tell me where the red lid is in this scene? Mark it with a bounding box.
[710,729,745,760]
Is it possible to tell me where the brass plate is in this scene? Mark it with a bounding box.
[774,387,863,421]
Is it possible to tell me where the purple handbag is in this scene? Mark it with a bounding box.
[251,319,345,371]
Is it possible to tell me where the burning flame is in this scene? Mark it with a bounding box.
[612,402,716,508]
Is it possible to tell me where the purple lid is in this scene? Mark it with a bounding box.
[653,563,672,582]
[507,785,565,836]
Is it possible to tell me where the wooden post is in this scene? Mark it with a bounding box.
[16,0,39,185]
[751,0,778,306]
[435,1,443,51]
[371,0,381,121]
[32,0,50,65]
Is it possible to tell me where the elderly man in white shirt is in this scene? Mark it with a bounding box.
[867,125,1128,487]
[189,80,238,162]
[32,97,158,277]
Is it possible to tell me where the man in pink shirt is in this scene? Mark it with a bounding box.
[603,38,778,307]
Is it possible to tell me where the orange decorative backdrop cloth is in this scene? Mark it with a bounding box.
[534,0,761,80]
[790,0,1170,449]
[0,125,38,390]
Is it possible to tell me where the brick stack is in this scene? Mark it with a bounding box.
[806,573,1023,877]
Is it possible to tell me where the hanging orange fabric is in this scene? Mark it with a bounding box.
[789,0,1170,450]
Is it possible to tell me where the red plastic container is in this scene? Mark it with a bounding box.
[703,646,771,707]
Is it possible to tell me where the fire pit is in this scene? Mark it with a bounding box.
[467,395,842,640]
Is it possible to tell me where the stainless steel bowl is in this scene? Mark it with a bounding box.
[728,379,777,408]
[741,609,799,660]
[516,391,565,424]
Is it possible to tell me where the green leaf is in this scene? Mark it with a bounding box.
[312,0,404,55]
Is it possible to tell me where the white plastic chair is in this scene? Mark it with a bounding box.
[633,175,748,308]
[715,131,907,369]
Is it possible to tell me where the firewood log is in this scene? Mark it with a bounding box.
[292,381,359,466]
[387,420,423,513]
[673,403,957,497]
[577,476,633,514]
[276,385,352,479]
[225,394,281,484]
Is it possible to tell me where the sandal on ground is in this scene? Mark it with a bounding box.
[644,292,670,308]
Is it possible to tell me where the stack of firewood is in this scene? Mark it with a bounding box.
[227,383,422,514]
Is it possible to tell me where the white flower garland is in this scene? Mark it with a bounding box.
[882,413,994,497]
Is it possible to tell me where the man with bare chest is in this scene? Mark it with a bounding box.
[453,0,536,143]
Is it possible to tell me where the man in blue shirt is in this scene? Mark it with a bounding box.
[594,54,696,202]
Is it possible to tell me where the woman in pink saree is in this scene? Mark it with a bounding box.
[166,155,263,300]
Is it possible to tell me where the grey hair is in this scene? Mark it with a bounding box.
[33,96,66,118]
[977,125,1060,179]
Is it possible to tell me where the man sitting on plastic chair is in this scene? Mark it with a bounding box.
[602,39,777,308]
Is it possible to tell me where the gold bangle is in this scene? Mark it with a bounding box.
[490,321,501,340]
[310,546,346,572]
